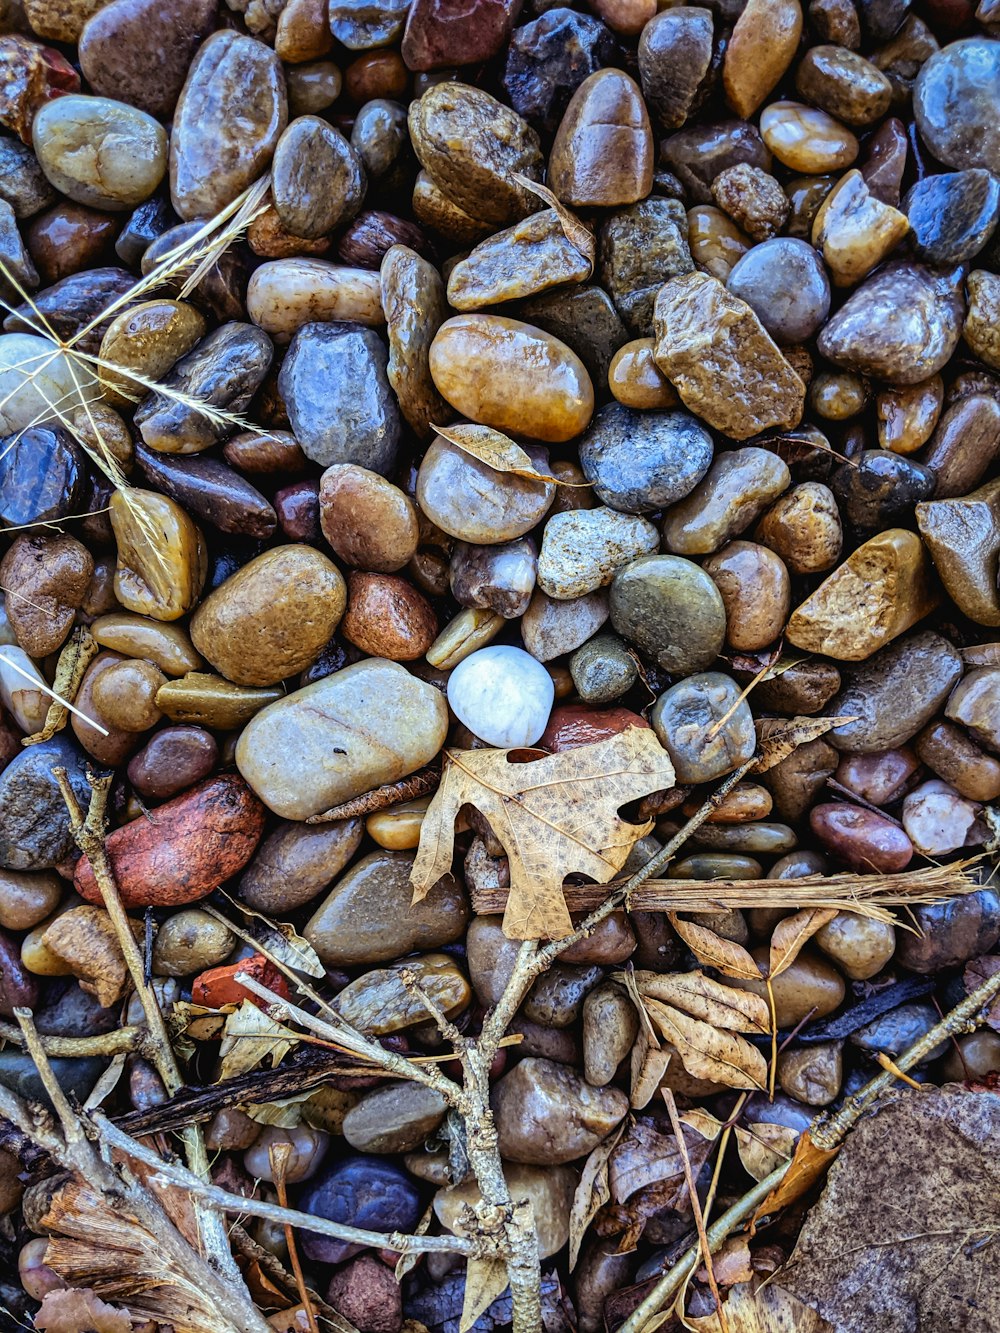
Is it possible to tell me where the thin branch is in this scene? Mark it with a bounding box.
[663,1088,727,1332]
[0,1019,144,1058]
[269,1144,320,1333]
[13,1008,83,1146]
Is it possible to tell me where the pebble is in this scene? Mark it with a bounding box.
[448,210,593,312]
[810,802,914,871]
[135,447,277,542]
[246,260,383,343]
[777,1041,843,1105]
[537,508,659,599]
[726,238,830,344]
[549,69,653,207]
[78,0,216,120]
[0,869,61,931]
[663,119,773,205]
[521,589,610,662]
[0,736,92,872]
[153,673,283,729]
[0,333,98,434]
[764,737,839,823]
[755,660,843,715]
[663,447,791,555]
[712,163,789,242]
[90,613,201,676]
[90,658,165,734]
[760,100,859,172]
[491,1056,628,1164]
[436,1163,576,1261]
[861,115,907,205]
[451,539,537,619]
[402,0,520,70]
[916,720,1000,802]
[904,169,1000,265]
[503,9,618,135]
[343,1081,447,1154]
[1,533,92,658]
[785,528,938,661]
[850,1001,947,1060]
[412,168,494,245]
[913,37,1000,172]
[599,197,695,335]
[814,912,896,980]
[702,541,791,651]
[835,747,919,803]
[98,299,206,408]
[110,489,207,622]
[524,962,603,1027]
[610,554,727,673]
[755,481,843,574]
[298,1156,421,1265]
[319,465,419,574]
[286,61,341,117]
[942,1030,1000,1082]
[0,928,38,1015]
[819,262,964,384]
[731,946,845,1026]
[127,727,218,803]
[653,273,805,439]
[0,645,47,736]
[236,659,448,821]
[273,117,365,239]
[447,645,554,747]
[963,271,1000,373]
[579,404,712,514]
[902,778,979,854]
[796,44,893,124]
[0,135,56,217]
[896,889,1000,972]
[946,668,1000,752]
[0,425,84,527]
[279,321,400,471]
[570,633,638,703]
[381,244,450,439]
[916,480,1000,625]
[608,338,678,410]
[237,821,362,918]
[244,1124,328,1184]
[832,449,934,537]
[75,775,265,908]
[638,7,713,130]
[416,434,555,544]
[540,703,647,751]
[812,169,909,287]
[152,909,233,977]
[724,0,802,118]
[651,672,756,783]
[190,546,346,687]
[169,31,287,221]
[688,205,751,282]
[919,394,1000,499]
[430,314,594,444]
[582,981,639,1085]
[31,94,166,210]
[333,953,471,1035]
[830,630,964,752]
[341,571,438,660]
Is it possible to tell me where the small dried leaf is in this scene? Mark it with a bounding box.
[633,969,771,1033]
[736,1123,799,1182]
[569,1122,624,1268]
[754,717,859,773]
[244,1094,308,1127]
[646,1000,768,1091]
[697,1236,753,1289]
[218,1000,297,1080]
[961,643,1000,668]
[753,1130,840,1225]
[83,1053,128,1111]
[630,1029,671,1110]
[218,895,325,978]
[460,1256,509,1333]
[431,422,564,484]
[685,1281,833,1332]
[668,914,763,981]
[679,1107,726,1141]
[396,1203,434,1283]
[767,909,839,980]
[609,1117,713,1206]
[34,1288,133,1333]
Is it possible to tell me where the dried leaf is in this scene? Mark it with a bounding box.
[569,1122,624,1268]
[633,969,771,1034]
[767,909,839,980]
[396,1203,434,1283]
[961,642,1000,668]
[218,895,325,978]
[697,1236,753,1289]
[431,421,565,485]
[244,1094,308,1127]
[679,1108,726,1141]
[609,1117,714,1206]
[630,1028,672,1110]
[736,1123,799,1182]
[41,908,142,1008]
[412,730,675,940]
[510,171,596,269]
[685,1281,833,1332]
[460,1256,510,1333]
[753,717,859,773]
[218,1000,297,1080]
[963,954,1000,1033]
[753,1130,839,1225]
[669,915,763,981]
[34,1288,133,1333]
[83,1053,128,1111]
[646,1000,768,1091]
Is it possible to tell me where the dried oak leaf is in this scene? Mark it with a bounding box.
[411,728,675,940]
[780,1085,1000,1333]
[753,716,859,773]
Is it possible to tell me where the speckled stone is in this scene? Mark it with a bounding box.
[651,672,756,783]
[609,554,727,673]
[904,170,1000,265]
[537,507,659,599]
[491,1057,628,1164]
[913,38,1000,173]
[578,404,713,514]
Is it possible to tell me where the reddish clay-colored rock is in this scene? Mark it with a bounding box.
[809,801,913,873]
[540,705,650,752]
[192,953,291,1009]
[401,0,521,72]
[74,774,265,907]
[326,1254,403,1333]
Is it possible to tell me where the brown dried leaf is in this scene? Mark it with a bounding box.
[679,1107,725,1141]
[685,1281,833,1332]
[461,1255,510,1333]
[961,642,1000,668]
[510,172,596,269]
[569,1122,624,1268]
[767,909,839,980]
[34,1288,133,1333]
[609,1116,714,1206]
[753,716,859,773]
[736,1123,799,1182]
[431,422,565,485]
[632,969,771,1033]
[646,999,768,1091]
[668,914,763,981]
[697,1236,753,1289]
[41,907,143,1008]
[218,999,297,1080]
[753,1130,839,1225]
[630,1027,671,1110]
[218,894,324,978]
[412,730,675,940]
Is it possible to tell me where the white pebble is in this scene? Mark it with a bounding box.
[902,778,978,855]
[447,645,554,747]
[0,333,99,435]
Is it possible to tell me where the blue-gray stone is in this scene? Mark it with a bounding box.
[0,735,94,870]
[579,404,712,514]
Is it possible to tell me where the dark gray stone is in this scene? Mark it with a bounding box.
[0,736,94,871]
[579,404,713,513]
[503,8,619,134]
[904,169,1000,265]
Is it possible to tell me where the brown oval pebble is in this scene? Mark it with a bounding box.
[319,463,419,572]
[110,488,207,622]
[755,481,843,574]
[90,658,166,732]
[809,802,913,872]
[0,533,93,658]
[608,338,678,409]
[795,45,893,125]
[731,945,846,1027]
[26,202,118,284]
[687,204,751,281]
[74,775,266,908]
[71,650,140,767]
[723,0,803,119]
[0,869,63,931]
[877,376,943,454]
[549,69,653,208]
[702,540,791,651]
[760,100,859,172]
[915,720,1000,803]
[340,571,438,661]
[98,299,206,407]
[127,726,219,802]
[835,747,919,804]
[90,612,202,675]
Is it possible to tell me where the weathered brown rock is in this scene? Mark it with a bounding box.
[0,533,92,657]
[491,1056,629,1164]
[724,0,802,118]
[916,479,1000,626]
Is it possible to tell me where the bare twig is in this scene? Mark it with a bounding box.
[663,1088,727,1332]
[13,1008,83,1146]
[305,764,441,823]
[269,1143,320,1333]
[0,1019,144,1058]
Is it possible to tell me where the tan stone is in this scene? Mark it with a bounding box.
[110,489,207,622]
[724,0,802,118]
[608,337,678,409]
[964,270,1000,371]
[435,1164,577,1259]
[916,479,1000,626]
[877,376,943,454]
[549,69,653,208]
[812,169,909,287]
[760,100,859,173]
[98,300,206,407]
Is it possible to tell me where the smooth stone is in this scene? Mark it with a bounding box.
[0,1053,104,1108]
[430,314,594,444]
[726,238,830,345]
[730,946,845,1027]
[351,98,408,182]
[127,727,218,802]
[435,1163,576,1260]
[447,209,593,311]
[466,916,520,1007]
[90,613,202,676]
[703,541,790,652]
[32,94,166,210]
[963,271,1000,373]
[244,1125,328,1186]
[170,31,287,221]
[4,265,134,356]
[152,909,233,978]
[99,299,207,407]
[583,981,639,1085]
[723,0,802,118]
[1,533,92,658]
[895,889,1000,972]
[417,435,554,544]
[279,321,400,471]
[451,539,537,619]
[688,204,751,281]
[662,447,790,555]
[0,333,97,434]
[155,673,283,729]
[570,633,637,704]
[90,658,165,735]
[913,38,1000,173]
[0,644,48,735]
[835,747,919,804]
[298,1156,420,1265]
[411,169,494,245]
[810,802,913,871]
[523,962,603,1028]
[942,1031,1000,1081]
[110,489,206,622]
[273,117,364,240]
[814,913,895,981]
[902,778,978,855]
[796,45,893,124]
[598,197,695,336]
[0,197,37,300]
[916,721,1000,803]
[286,61,342,117]
[447,645,554,748]
[916,479,1000,625]
[134,446,275,542]
[333,953,471,1035]
[850,1001,946,1059]
[579,404,712,514]
[343,1082,447,1155]
[755,481,843,574]
[712,163,790,243]
[946,669,1000,752]
[0,425,84,527]
[777,1041,843,1106]
[502,8,619,135]
[520,588,610,662]
[190,546,346,688]
[860,115,907,206]
[408,82,542,226]
[920,394,1000,498]
[610,554,726,673]
[754,660,842,715]
[759,100,859,172]
[904,170,1000,265]
[769,850,830,879]
[651,672,756,783]
[812,169,910,288]
[817,262,964,385]
[238,819,364,917]
[785,528,938,661]
[320,465,418,576]
[540,703,647,752]
[829,630,964,752]
[305,851,467,967]
[247,260,383,342]
[491,1056,628,1165]
[381,244,450,440]
[549,69,653,208]
[78,0,215,120]
[135,322,274,455]
[652,273,805,440]
[832,449,934,537]
[608,338,678,410]
[763,737,839,823]
[0,737,91,871]
[236,659,449,821]
[638,7,714,130]
[341,571,438,661]
[114,196,173,267]
[662,119,772,205]
[518,286,629,388]
[0,869,61,931]
[403,0,520,70]
[537,508,659,599]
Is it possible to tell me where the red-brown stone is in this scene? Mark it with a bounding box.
[192,954,291,1009]
[809,801,913,873]
[540,705,650,753]
[401,0,522,72]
